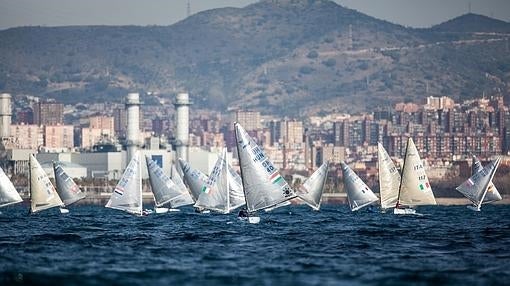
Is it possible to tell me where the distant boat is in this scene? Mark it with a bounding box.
[471,155,502,204]
[29,154,64,214]
[457,157,501,211]
[394,138,436,215]
[341,161,378,211]
[178,158,210,213]
[145,156,194,214]
[53,162,86,214]
[297,161,329,211]
[105,151,146,216]
[0,166,23,212]
[377,142,401,212]
[234,122,296,223]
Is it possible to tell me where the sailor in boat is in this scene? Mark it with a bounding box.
[238,208,249,218]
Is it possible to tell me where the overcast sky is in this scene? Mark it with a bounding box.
[1,0,509,30]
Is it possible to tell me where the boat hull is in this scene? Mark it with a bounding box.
[467,205,481,212]
[393,208,416,215]
[238,216,260,224]
[60,208,70,214]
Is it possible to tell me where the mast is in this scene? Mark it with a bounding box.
[233,122,249,212]
[225,150,230,213]
[139,152,143,216]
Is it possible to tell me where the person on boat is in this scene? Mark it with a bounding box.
[238,209,249,218]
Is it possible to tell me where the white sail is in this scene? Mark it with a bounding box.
[377,142,401,210]
[298,161,329,210]
[29,154,63,213]
[397,138,437,207]
[105,151,142,215]
[471,155,502,203]
[227,163,246,209]
[178,158,208,202]
[145,156,194,208]
[170,163,193,202]
[53,162,86,207]
[341,162,378,211]
[0,167,23,208]
[457,157,501,209]
[234,122,296,213]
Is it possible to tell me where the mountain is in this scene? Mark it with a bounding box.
[0,0,509,116]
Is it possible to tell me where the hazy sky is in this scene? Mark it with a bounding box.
[0,0,509,30]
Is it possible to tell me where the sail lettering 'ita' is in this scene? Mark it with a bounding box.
[457,157,501,211]
[30,154,64,214]
[0,167,23,209]
[178,158,209,202]
[471,155,502,204]
[105,151,143,216]
[298,161,329,211]
[341,162,378,211]
[378,143,401,210]
[234,122,296,213]
[396,138,437,208]
[146,156,194,208]
[53,162,86,207]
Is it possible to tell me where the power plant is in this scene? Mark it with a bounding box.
[125,93,141,163]
[173,93,191,162]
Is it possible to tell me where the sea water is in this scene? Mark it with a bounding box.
[1,204,509,285]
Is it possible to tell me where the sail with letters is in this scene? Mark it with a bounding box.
[378,142,401,210]
[178,158,208,202]
[457,157,501,211]
[471,155,502,204]
[341,162,378,211]
[53,162,86,209]
[29,154,64,214]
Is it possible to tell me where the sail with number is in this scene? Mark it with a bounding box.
[234,122,296,213]
[471,155,502,204]
[397,138,436,207]
[341,162,378,211]
[0,167,23,208]
[29,154,64,213]
[53,162,86,207]
[298,161,329,211]
[146,156,194,208]
[105,151,142,215]
[457,157,501,210]
[378,143,401,210]
[178,158,208,202]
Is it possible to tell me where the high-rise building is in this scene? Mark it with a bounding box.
[235,110,260,131]
[10,124,43,149]
[33,101,64,126]
[44,125,74,149]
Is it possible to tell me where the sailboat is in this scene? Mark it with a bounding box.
[298,161,329,211]
[457,157,501,211]
[145,156,195,214]
[0,166,23,213]
[29,154,64,214]
[394,137,436,215]
[341,161,378,211]
[377,142,401,212]
[471,155,502,204]
[178,158,211,213]
[194,148,245,214]
[234,122,296,223]
[53,162,86,214]
[105,151,145,216]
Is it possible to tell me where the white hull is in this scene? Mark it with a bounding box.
[238,216,260,224]
[154,207,169,214]
[59,208,70,214]
[168,208,181,212]
[393,208,416,215]
[467,205,481,212]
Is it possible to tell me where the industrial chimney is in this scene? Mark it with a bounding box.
[0,93,12,138]
[125,93,141,163]
[173,93,191,161]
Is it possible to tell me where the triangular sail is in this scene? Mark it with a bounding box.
[471,155,502,203]
[53,162,86,207]
[298,161,329,210]
[105,151,142,215]
[234,122,296,213]
[227,163,246,209]
[171,163,193,202]
[457,157,501,208]
[378,143,401,209]
[0,167,23,208]
[30,154,63,213]
[341,162,378,211]
[178,158,208,202]
[146,156,194,208]
[398,138,437,206]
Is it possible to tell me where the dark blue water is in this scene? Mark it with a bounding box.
[1,204,509,285]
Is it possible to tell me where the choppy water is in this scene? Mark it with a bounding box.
[0,204,509,285]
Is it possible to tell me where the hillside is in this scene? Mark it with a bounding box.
[0,0,509,115]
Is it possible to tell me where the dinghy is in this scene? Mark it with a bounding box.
[53,162,86,213]
[377,142,401,212]
[457,157,501,211]
[29,154,64,214]
[297,161,329,211]
[341,162,378,211]
[234,122,296,223]
[471,155,502,204]
[178,158,211,213]
[0,166,23,211]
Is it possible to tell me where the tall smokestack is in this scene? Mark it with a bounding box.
[125,93,141,162]
[0,93,12,138]
[173,93,191,161]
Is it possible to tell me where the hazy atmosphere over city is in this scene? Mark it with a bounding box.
[0,1,509,285]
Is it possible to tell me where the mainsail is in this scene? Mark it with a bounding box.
[457,157,501,209]
[298,161,329,210]
[234,122,296,213]
[146,156,194,208]
[53,162,86,207]
[105,151,142,215]
[178,158,208,202]
[0,167,23,208]
[170,164,192,201]
[341,162,378,211]
[378,142,401,210]
[29,154,63,213]
[471,155,502,203]
[397,138,437,207]
[227,163,246,209]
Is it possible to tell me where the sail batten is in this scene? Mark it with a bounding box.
[298,161,329,210]
[378,143,401,209]
[0,167,23,208]
[30,154,63,213]
[105,151,142,215]
[53,162,86,207]
[341,162,378,211]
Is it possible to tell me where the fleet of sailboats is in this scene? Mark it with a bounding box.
[341,162,378,211]
[53,162,86,213]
